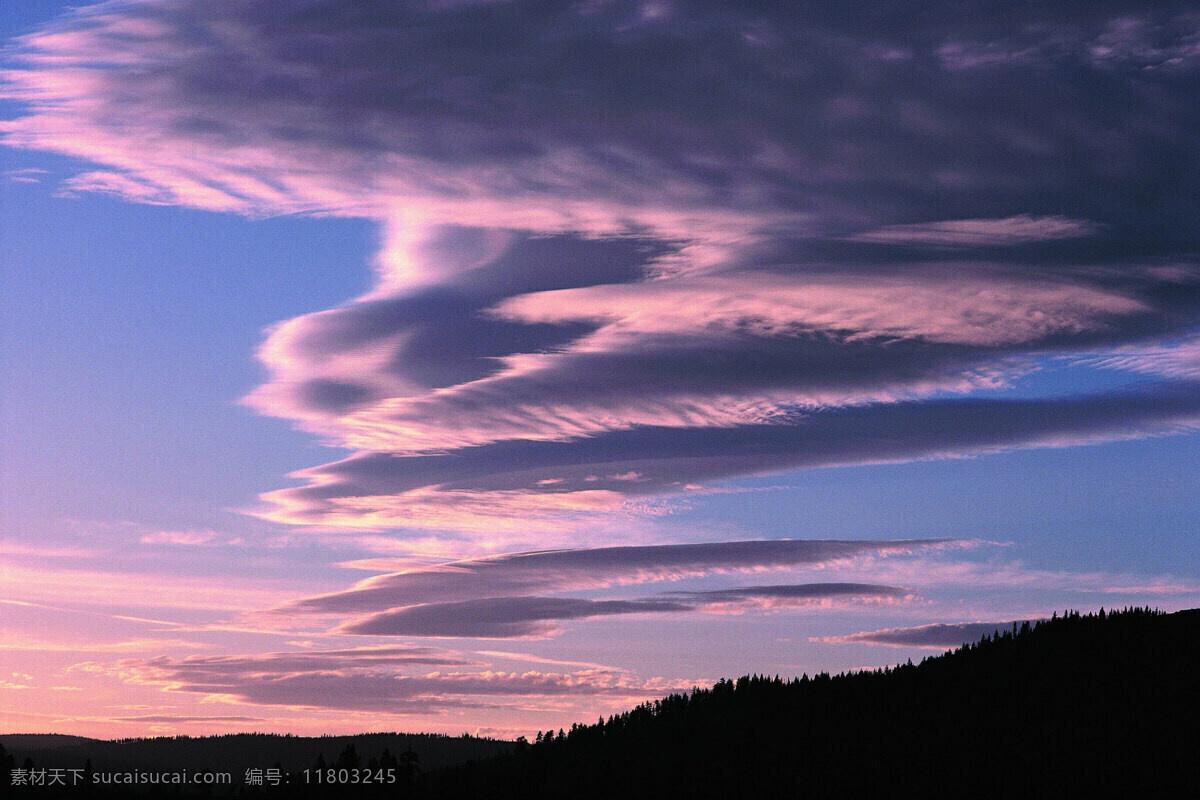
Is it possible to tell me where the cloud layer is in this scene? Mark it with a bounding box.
[96,647,688,712]
[257,382,1200,531]
[5,0,1200,537]
[288,538,952,615]
[340,584,911,639]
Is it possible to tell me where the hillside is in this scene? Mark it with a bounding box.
[422,607,1199,799]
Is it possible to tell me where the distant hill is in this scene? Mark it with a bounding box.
[0,734,95,751]
[0,731,508,796]
[422,607,1199,799]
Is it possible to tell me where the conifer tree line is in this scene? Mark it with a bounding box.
[421,607,1197,799]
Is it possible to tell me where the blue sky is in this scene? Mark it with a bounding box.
[2,0,1199,738]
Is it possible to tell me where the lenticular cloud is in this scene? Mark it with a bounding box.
[6,0,1200,537]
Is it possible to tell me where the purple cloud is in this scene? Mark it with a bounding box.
[340,596,691,639]
[288,539,953,615]
[126,644,478,672]
[6,1,1200,534]
[8,1,1199,230]
[259,383,1200,531]
[104,649,688,711]
[339,584,912,638]
[842,216,1099,247]
[668,583,912,607]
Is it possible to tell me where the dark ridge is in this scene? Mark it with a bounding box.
[422,607,1199,799]
[0,734,97,751]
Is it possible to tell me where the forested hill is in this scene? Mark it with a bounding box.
[423,607,1199,799]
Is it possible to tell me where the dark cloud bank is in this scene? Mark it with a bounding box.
[5,0,1200,533]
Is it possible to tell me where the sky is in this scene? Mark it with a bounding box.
[1,0,1199,740]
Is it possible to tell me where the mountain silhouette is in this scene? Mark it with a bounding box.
[422,607,1198,799]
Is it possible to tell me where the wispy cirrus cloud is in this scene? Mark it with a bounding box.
[3,166,47,184]
[5,0,1200,538]
[1085,334,1200,379]
[109,714,265,724]
[123,644,479,674]
[842,215,1099,247]
[138,530,219,546]
[0,541,96,559]
[0,561,299,613]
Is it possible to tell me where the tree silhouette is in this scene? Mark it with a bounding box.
[333,744,360,770]
[400,740,420,785]
[416,607,1199,799]
[0,743,14,787]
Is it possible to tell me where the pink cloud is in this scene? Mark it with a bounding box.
[256,484,632,535]
[97,648,692,711]
[139,530,219,546]
[492,268,1142,346]
[1086,334,1200,379]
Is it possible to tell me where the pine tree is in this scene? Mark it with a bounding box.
[334,743,360,770]
[0,743,14,787]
